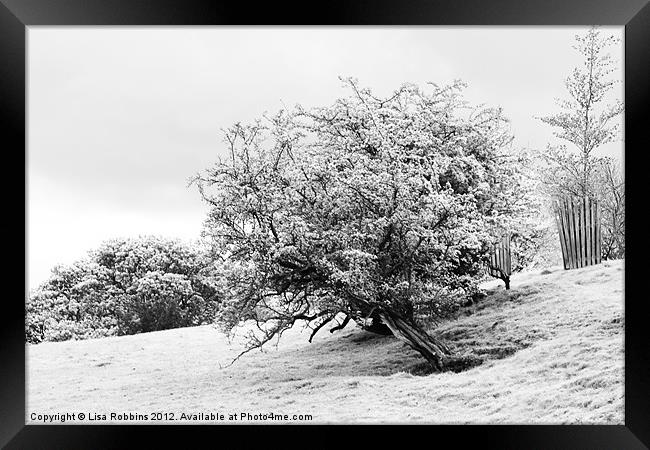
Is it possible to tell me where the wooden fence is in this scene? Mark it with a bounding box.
[553,197,601,270]
[488,232,512,289]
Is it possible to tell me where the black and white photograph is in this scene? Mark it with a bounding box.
[25,25,626,425]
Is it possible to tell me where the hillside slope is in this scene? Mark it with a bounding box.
[27,260,624,424]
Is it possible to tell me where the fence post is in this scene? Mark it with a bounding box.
[595,199,601,264]
[554,201,568,269]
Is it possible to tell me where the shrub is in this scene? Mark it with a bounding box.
[26,236,220,343]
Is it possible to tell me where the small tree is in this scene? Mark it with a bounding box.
[536,27,624,261]
[537,26,624,199]
[596,157,625,259]
[195,78,539,370]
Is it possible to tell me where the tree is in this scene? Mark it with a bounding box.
[537,26,624,200]
[536,27,624,259]
[596,157,625,259]
[195,78,540,370]
[26,236,220,343]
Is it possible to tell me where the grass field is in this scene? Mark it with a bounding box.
[26,260,624,424]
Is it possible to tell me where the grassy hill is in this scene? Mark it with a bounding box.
[27,260,624,424]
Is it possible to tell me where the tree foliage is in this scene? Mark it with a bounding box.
[26,236,220,343]
[596,157,625,259]
[194,78,541,368]
[537,27,623,198]
[536,27,624,258]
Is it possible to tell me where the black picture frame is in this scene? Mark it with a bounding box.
[1,0,648,448]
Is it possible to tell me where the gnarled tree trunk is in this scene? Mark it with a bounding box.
[347,295,451,370]
[377,309,452,371]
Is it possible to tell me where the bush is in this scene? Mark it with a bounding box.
[26,236,220,343]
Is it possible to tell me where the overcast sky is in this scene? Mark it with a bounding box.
[27,26,624,289]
